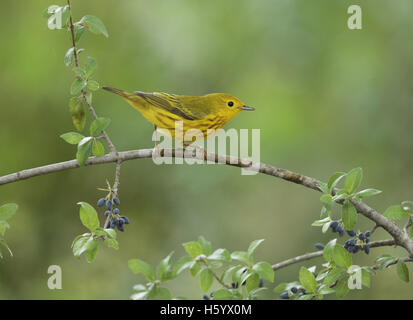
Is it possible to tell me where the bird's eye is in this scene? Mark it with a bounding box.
[227,101,234,107]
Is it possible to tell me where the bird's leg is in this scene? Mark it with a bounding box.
[154,125,158,148]
[183,142,207,160]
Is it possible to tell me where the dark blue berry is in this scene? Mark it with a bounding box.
[106,200,113,210]
[338,227,344,237]
[353,245,360,253]
[113,208,120,214]
[315,243,324,250]
[113,197,120,205]
[280,292,289,299]
[259,279,264,288]
[365,237,370,243]
[104,211,110,217]
[358,233,365,240]
[210,291,214,297]
[365,231,371,237]
[97,198,105,207]
[118,219,124,226]
[202,295,209,300]
[117,224,124,232]
[291,287,298,294]
[109,220,116,229]
[347,229,356,237]
[120,216,130,224]
[364,245,370,254]
[330,221,339,232]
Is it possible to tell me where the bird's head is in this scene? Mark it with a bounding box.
[207,93,255,118]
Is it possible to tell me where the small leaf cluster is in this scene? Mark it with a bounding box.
[276,238,373,300]
[44,5,110,165]
[375,254,410,283]
[128,237,274,300]
[72,202,118,263]
[382,201,413,236]
[0,203,18,258]
[317,168,381,231]
[60,117,111,166]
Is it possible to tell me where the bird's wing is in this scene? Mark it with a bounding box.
[134,91,212,120]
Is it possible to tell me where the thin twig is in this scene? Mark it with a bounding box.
[271,239,396,271]
[66,0,120,225]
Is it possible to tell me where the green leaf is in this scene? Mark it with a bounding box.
[74,67,86,78]
[318,286,335,295]
[90,117,111,137]
[247,239,265,257]
[208,248,231,262]
[156,252,174,282]
[104,228,116,239]
[323,267,346,286]
[105,238,119,250]
[323,239,337,262]
[361,268,371,288]
[76,137,93,166]
[85,56,98,77]
[128,259,156,282]
[189,261,203,277]
[92,139,105,157]
[248,287,267,300]
[333,245,352,269]
[197,236,212,255]
[252,262,274,282]
[87,80,100,91]
[70,77,87,95]
[84,238,99,263]
[220,265,242,283]
[182,241,203,258]
[72,235,90,258]
[355,189,382,199]
[200,268,214,292]
[60,132,85,145]
[335,275,350,298]
[320,194,333,204]
[383,205,410,220]
[299,267,317,293]
[212,289,234,300]
[0,203,18,221]
[345,167,363,194]
[78,202,100,231]
[79,15,109,37]
[64,47,75,66]
[342,201,357,230]
[397,261,409,282]
[316,181,329,194]
[69,96,86,132]
[157,287,172,300]
[328,172,346,192]
[172,256,192,276]
[231,251,252,265]
[131,291,148,300]
[0,222,8,237]
[273,283,288,293]
[245,272,260,294]
[71,23,85,42]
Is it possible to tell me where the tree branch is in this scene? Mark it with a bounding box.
[1,148,412,255]
[271,239,396,271]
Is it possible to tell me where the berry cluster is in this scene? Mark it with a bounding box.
[97,196,130,231]
[280,286,306,299]
[329,220,344,236]
[344,230,371,254]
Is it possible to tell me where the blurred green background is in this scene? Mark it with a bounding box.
[0,0,412,299]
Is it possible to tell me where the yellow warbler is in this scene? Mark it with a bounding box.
[102,87,254,142]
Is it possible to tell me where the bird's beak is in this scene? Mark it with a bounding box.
[240,105,255,111]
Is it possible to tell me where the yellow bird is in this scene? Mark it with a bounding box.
[102,87,254,142]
